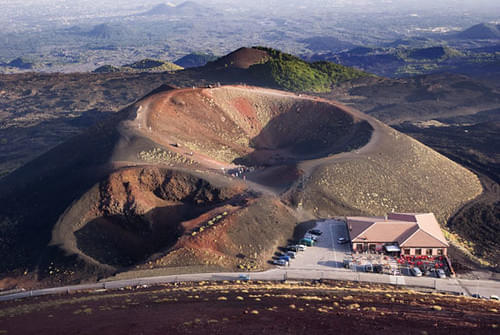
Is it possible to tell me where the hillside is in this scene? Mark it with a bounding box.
[205,47,368,92]
[4,57,33,69]
[0,85,482,288]
[93,65,121,73]
[85,23,124,39]
[300,123,481,224]
[407,46,462,61]
[207,47,270,70]
[175,52,218,68]
[247,47,368,92]
[1,280,499,334]
[124,59,183,72]
[328,73,500,125]
[329,74,500,266]
[311,44,498,78]
[456,23,500,40]
[394,121,500,264]
[94,59,183,73]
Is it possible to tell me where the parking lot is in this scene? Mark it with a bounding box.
[288,219,351,271]
[272,220,500,295]
[281,220,451,280]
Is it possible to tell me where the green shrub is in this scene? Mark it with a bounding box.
[249,47,368,92]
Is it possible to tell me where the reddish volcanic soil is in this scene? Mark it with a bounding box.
[0,84,483,290]
[208,47,270,69]
[0,280,498,335]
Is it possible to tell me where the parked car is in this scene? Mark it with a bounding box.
[490,295,499,301]
[337,237,348,244]
[308,229,322,236]
[471,293,483,299]
[289,244,306,251]
[437,269,446,279]
[364,264,373,272]
[305,234,318,241]
[300,238,314,246]
[343,259,352,269]
[410,267,423,277]
[238,274,250,281]
[272,259,287,266]
[286,251,296,258]
[373,264,383,273]
[279,255,291,262]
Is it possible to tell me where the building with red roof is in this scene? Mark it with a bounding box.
[347,213,449,256]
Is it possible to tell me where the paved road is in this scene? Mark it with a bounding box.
[1,220,499,302]
[1,268,499,303]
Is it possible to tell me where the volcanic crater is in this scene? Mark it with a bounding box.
[51,86,373,270]
[0,85,482,284]
[132,86,373,167]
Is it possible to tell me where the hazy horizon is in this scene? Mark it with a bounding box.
[0,0,498,72]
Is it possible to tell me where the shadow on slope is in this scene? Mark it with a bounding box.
[0,109,131,274]
[56,167,244,268]
[234,102,373,166]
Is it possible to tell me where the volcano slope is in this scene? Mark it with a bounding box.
[0,85,482,288]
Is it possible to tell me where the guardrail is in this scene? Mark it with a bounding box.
[1,268,498,303]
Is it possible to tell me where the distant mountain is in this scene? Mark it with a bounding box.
[93,59,183,73]
[310,50,403,78]
[202,47,368,92]
[385,37,434,48]
[456,23,500,40]
[174,52,217,68]
[139,1,212,16]
[468,45,500,53]
[347,47,375,55]
[93,65,121,73]
[85,23,124,39]
[5,57,33,69]
[407,46,463,61]
[309,42,500,78]
[300,36,355,52]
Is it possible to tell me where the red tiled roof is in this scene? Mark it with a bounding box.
[400,229,448,248]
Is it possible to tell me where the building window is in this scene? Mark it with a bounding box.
[415,248,422,255]
[426,249,433,256]
[437,249,444,256]
[369,244,376,252]
[404,249,410,255]
[356,244,363,252]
